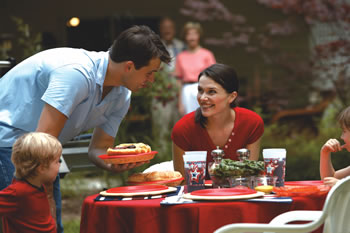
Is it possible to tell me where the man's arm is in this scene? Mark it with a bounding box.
[88,127,148,173]
[36,103,67,137]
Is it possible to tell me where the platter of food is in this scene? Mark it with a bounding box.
[99,185,177,197]
[284,180,324,186]
[99,142,157,164]
[273,184,330,197]
[127,171,184,187]
[183,187,264,200]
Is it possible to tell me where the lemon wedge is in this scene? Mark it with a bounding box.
[254,185,273,194]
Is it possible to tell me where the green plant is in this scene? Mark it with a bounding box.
[134,68,178,107]
[11,16,42,60]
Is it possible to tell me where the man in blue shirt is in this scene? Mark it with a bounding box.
[0,25,170,233]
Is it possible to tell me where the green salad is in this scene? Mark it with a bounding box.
[211,159,265,177]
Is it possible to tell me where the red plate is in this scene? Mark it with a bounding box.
[284,180,323,186]
[98,151,158,164]
[191,187,257,196]
[99,151,157,159]
[106,185,169,194]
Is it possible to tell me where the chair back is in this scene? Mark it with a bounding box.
[322,176,350,233]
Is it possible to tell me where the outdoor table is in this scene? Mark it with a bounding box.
[79,181,327,233]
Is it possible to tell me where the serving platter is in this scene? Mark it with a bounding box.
[100,185,177,197]
[183,187,264,200]
[99,151,157,164]
[273,183,330,197]
[284,180,323,186]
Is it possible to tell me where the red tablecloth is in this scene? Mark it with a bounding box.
[80,182,327,233]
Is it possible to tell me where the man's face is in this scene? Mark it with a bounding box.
[123,58,161,92]
[160,19,175,43]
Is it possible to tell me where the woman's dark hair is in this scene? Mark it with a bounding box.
[109,25,171,69]
[195,63,240,127]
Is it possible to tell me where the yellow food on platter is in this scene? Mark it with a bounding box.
[254,185,274,194]
[107,143,151,155]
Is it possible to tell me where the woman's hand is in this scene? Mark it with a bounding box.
[323,177,339,187]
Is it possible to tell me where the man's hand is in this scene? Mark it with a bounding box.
[109,161,150,173]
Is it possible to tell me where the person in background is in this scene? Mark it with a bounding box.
[0,132,61,233]
[175,22,216,116]
[0,25,170,233]
[320,106,350,186]
[150,17,186,144]
[172,63,264,179]
[159,17,186,72]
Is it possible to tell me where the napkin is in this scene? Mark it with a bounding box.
[94,186,182,202]
[160,193,292,205]
[244,195,293,203]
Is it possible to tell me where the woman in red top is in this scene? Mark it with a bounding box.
[171,63,264,179]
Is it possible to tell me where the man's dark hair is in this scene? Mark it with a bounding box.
[109,25,171,69]
[195,63,240,128]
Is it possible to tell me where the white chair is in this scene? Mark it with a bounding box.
[214,176,350,233]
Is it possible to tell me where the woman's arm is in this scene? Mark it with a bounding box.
[172,142,185,178]
[246,137,262,161]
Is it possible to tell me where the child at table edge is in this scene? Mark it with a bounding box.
[0,132,62,233]
[320,106,350,186]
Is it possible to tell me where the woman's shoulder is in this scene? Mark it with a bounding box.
[172,111,200,134]
[235,107,263,122]
[174,112,196,127]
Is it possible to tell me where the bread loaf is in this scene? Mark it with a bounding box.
[128,171,182,183]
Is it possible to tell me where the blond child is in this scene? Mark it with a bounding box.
[0,132,62,233]
[320,106,350,186]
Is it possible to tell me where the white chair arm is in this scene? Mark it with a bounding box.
[269,210,322,225]
[214,222,321,233]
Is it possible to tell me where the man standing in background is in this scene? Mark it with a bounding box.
[151,17,186,148]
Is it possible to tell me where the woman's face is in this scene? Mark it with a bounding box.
[197,75,237,117]
[185,28,200,49]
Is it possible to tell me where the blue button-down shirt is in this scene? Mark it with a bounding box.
[0,48,131,147]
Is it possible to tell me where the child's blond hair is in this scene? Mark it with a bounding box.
[338,106,350,131]
[11,132,62,179]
